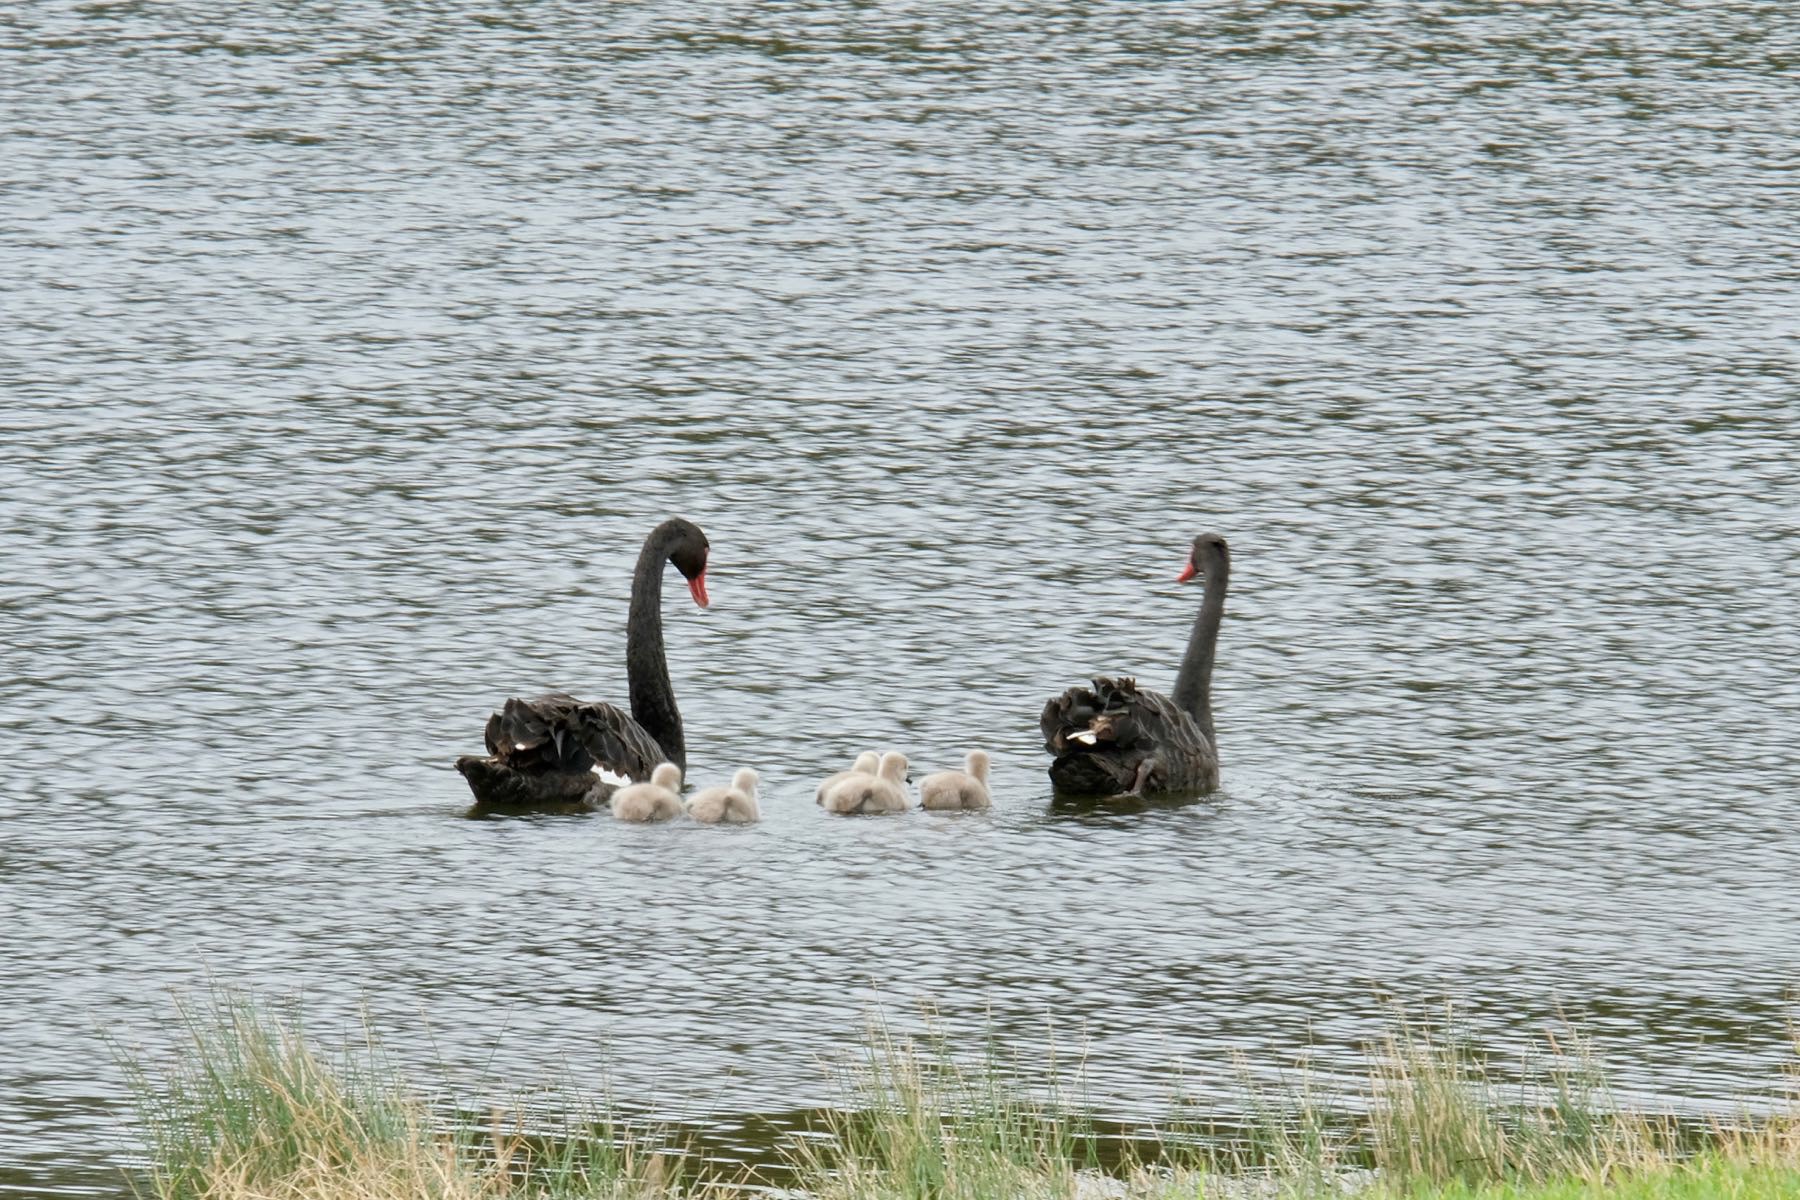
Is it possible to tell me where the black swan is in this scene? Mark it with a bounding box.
[1040,532,1228,797]
[919,750,992,811]
[455,517,710,810]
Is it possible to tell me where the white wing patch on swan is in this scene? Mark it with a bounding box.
[1069,730,1099,745]
[591,765,632,788]
[515,742,529,751]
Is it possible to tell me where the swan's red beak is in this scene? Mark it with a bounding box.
[1176,557,1198,584]
[687,571,709,608]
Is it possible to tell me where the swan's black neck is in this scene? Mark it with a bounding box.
[626,522,685,770]
[1170,540,1228,752]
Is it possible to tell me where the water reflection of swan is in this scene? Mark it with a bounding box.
[1040,533,1228,798]
[455,518,710,810]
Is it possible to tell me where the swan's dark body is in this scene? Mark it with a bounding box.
[1041,677,1217,796]
[1040,533,1229,798]
[455,518,709,811]
[456,693,670,809]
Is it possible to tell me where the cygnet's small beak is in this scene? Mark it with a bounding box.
[1176,556,1197,584]
[688,571,709,608]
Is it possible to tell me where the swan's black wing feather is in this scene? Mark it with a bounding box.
[485,693,578,761]
[1041,676,1219,797]
[459,692,667,810]
[569,700,667,781]
[1040,683,1105,754]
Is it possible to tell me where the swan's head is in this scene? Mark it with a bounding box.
[965,749,991,781]
[731,767,759,795]
[1177,532,1230,584]
[650,762,683,790]
[851,751,879,774]
[877,751,908,782]
[663,517,711,608]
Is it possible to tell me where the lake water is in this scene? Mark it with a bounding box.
[3,2,1797,1193]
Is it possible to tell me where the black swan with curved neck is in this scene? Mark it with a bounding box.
[455,518,710,810]
[1040,532,1229,797]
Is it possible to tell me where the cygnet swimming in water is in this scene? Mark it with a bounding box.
[815,750,879,805]
[919,750,991,811]
[610,762,683,822]
[820,751,909,815]
[687,767,760,824]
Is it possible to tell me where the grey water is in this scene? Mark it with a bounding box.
[3,1,1798,1192]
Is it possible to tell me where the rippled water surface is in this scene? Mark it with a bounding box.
[4,2,1798,1192]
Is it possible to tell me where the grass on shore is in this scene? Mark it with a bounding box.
[119,990,1800,1200]
[120,991,667,1200]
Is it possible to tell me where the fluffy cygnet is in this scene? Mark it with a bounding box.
[815,750,879,805]
[687,767,760,824]
[821,751,909,815]
[610,762,683,822]
[919,750,991,811]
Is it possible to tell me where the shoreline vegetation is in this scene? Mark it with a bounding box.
[121,991,1800,1200]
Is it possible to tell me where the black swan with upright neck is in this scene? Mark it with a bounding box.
[455,518,710,810]
[1040,532,1229,797]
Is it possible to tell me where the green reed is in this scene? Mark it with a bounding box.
[118,989,1800,1200]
